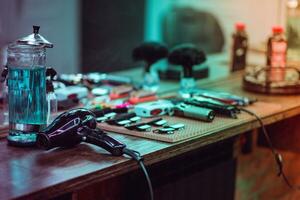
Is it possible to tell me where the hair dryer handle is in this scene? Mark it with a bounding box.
[79,126,126,156]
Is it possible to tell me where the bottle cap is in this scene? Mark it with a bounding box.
[235,22,246,31]
[272,26,284,34]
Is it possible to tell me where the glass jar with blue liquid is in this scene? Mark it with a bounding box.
[6,26,53,146]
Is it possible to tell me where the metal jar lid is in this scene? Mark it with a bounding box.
[17,26,53,48]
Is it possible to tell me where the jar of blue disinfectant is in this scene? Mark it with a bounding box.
[6,26,53,147]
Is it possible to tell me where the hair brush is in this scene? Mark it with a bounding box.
[168,44,206,78]
[132,42,168,72]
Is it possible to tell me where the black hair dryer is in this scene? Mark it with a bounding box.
[36,108,126,156]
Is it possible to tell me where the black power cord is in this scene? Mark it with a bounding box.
[123,148,154,200]
[240,107,300,190]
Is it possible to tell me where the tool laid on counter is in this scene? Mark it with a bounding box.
[84,72,133,86]
[125,117,167,132]
[128,90,158,104]
[91,87,110,96]
[148,118,168,126]
[54,85,89,111]
[56,73,83,86]
[36,108,154,200]
[106,112,139,126]
[93,107,129,122]
[125,121,152,132]
[96,107,185,135]
[125,119,185,135]
[92,107,128,117]
[153,123,185,135]
[134,100,174,117]
[153,127,175,135]
[55,85,89,101]
[184,96,240,118]
[187,88,255,106]
[173,103,215,122]
[109,85,134,100]
[57,73,132,87]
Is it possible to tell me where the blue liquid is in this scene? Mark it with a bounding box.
[7,66,47,146]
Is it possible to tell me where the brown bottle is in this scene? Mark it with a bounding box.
[266,26,287,82]
[231,22,248,72]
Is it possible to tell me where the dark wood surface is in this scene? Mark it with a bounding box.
[76,137,237,200]
[2,71,300,200]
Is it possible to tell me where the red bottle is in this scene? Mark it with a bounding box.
[266,26,287,82]
[231,22,248,72]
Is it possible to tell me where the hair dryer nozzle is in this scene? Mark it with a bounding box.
[36,133,52,150]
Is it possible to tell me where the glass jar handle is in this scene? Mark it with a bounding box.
[46,67,57,80]
[0,66,8,83]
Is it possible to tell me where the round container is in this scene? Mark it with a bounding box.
[6,43,47,146]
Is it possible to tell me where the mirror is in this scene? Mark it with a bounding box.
[0,0,289,74]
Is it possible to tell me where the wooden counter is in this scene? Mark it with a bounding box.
[2,71,300,200]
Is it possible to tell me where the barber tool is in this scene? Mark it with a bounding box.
[56,73,83,86]
[114,102,131,109]
[147,118,167,126]
[185,96,240,118]
[92,107,128,118]
[132,42,169,91]
[153,123,185,135]
[55,85,88,101]
[128,90,157,104]
[168,44,206,97]
[109,85,134,100]
[36,108,126,155]
[134,100,174,117]
[125,117,165,131]
[189,88,254,106]
[85,73,132,86]
[125,122,152,131]
[4,26,54,146]
[153,127,175,135]
[106,113,137,126]
[96,113,116,123]
[94,107,121,123]
[129,116,141,123]
[91,87,110,96]
[36,108,154,200]
[165,123,185,130]
[174,103,215,122]
[88,96,110,108]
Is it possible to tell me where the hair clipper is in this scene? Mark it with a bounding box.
[184,97,240,118]
[174,103,215,122]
